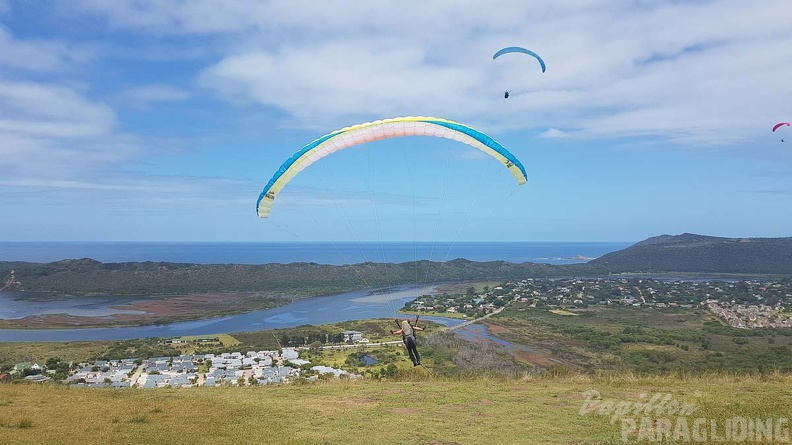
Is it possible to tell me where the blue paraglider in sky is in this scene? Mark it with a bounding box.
[493,46,546,73]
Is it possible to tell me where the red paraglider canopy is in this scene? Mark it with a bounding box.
[772,122,790,132]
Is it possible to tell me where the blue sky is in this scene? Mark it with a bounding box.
[1,0,791,242]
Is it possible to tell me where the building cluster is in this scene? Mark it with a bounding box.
[65,359,137,387]
[57,347,359,388]
[406,277,792,329]
[706,301,792,329]
[406,287,507,318]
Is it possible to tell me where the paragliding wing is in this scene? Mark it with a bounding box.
[772,122,790,132]
[256,116,528,218]
[492,46,546,73]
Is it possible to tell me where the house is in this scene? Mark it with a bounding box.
[195,337,219,343]
[12,363,40,375]
[24,374,50,383]
[311,366,348,378]
[281,348,299,360]
[342,331,363,342]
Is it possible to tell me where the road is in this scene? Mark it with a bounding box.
[291,307,506,352]
[447,306,505,331]
[129,363,145,386]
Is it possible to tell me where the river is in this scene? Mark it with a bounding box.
[0,284,462,342]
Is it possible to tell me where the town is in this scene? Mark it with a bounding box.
[404,277,792,329]
[7,277,792,386]
[10,345,369,387]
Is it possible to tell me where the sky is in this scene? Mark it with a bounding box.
[1,0,792,242]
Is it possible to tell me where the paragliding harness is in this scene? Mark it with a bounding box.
[504,91,510,99]
[393,316,422,366]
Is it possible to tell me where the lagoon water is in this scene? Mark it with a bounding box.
[0,293,146,320]
[0,284,452,342]
[0,241,633,343]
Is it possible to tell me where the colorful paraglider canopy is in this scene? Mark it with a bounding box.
[256,116,528,218]
[492,46,546,73]
[772,122,790,132]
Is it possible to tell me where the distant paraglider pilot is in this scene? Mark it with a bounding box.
[773,122,790,143]
[504,90,510,99]
[391,319,424,366]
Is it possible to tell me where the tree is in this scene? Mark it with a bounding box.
[383,364,398,377]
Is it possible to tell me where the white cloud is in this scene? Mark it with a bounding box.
[539,128,569,139]
[0,80,140,183]
[187,0,792,145]
[0,81,114,125]
[197,40,489,130]
[27,0,792,147]
[750,189,792,195]
[457,150,490,161]
[121,84,190,106]
[0,172,256,211]
[0,26,95,71]
[0,26,256,214]
[276,186,437,209]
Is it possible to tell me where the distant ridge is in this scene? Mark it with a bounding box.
[1,233,791,295]
[591,233,792,275]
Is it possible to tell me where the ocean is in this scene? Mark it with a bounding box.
[0,241,632,265]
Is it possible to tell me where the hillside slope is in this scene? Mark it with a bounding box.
[2,233,792,296]
[590,233,792,274]
[1,375,789,445]
[0,258,593,296]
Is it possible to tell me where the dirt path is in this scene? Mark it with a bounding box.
[446,306,505,331]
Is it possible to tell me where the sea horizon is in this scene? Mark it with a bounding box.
[0,241,634,266]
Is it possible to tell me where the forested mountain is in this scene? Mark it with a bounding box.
[589,233,792,275]
[2,233,790,296]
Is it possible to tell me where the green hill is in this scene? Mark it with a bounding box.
[590,233,792,275]
[2,233,792,297]
[0,258,590,296]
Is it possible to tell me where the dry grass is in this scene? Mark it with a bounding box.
[549,309,580,316]
[1,373,790,444]
[0,341,112,368]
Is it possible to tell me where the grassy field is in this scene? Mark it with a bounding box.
[3,305,792,444]
[549,309,580,316]
[487,304,792,373]
[398,309,471,320]
[1,373,790,444]
[0,341,115,368]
